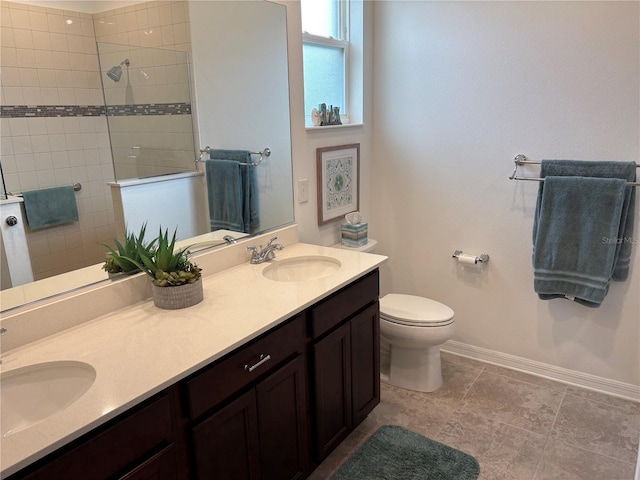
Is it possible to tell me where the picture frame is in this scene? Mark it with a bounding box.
[316,143,360,225]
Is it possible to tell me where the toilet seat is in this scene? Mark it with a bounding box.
[380,294,454,327]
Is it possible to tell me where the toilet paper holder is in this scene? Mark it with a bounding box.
[452,250,489,264]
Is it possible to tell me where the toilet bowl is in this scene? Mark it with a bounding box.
[380,294,455,393]
[332,239,454,392]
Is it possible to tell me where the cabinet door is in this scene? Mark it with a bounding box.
[256,355,309,480]
[351,303,380,426]
[118,445,178,480]
[312,322,352,461]
[191,390,260,480]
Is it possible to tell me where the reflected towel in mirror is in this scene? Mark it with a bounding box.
[22,186,79,230]
[208,149,259,233]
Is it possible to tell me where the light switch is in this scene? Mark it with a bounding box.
[298,179,309,203]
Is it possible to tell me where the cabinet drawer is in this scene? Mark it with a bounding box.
[310,270,379,339]
[186,315,305,420]
[16,393,173,480]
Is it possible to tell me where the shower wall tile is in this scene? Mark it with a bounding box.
[93,0,191,52]
[0,0,193,284]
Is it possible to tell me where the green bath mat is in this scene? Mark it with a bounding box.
[332,425,480,480]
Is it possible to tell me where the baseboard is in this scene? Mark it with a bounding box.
[441,340,640,402]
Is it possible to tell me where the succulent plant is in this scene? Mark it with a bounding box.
[102,255,122,274]
[124,227,202,287]
[102,223,155,274]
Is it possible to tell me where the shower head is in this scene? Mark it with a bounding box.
[106,58,130,82]
[106,65,122,82]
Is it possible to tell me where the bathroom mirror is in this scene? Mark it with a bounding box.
[0,0,294,312]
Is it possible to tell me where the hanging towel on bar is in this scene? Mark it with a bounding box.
[206,159,245,232]
[208,149,259,233]
[533,175,628,307]
[533,160,637,281]
[22,186,79,230]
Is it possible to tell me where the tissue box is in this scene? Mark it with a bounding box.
[341,222,368,248]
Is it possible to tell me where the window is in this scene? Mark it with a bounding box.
[302,0,356,126]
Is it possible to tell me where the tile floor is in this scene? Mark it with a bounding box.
[309,353,640,480]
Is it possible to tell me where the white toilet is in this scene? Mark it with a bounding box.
[333,238,455,393]
[379,294,455,392]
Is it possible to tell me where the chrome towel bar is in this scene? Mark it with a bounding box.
[10,183,82,196]
[509,154,639,187]
[196,146,271,166]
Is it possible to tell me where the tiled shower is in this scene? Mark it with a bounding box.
[0,0,194,281]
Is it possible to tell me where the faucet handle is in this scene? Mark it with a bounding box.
[267,236,284,251]
[247,245,259,260]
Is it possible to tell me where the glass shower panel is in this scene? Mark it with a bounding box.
[97,43,196,181]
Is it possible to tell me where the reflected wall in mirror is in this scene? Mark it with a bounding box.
[190,0,294,235]
[0,0,294,312]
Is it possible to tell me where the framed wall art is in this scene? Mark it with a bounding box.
[316,143,360,225]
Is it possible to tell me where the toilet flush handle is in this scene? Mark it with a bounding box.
[5,215,18,226]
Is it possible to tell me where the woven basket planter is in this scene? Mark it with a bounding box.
[151,278,203,310]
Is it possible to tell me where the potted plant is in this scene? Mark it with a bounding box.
[125,227,203,310]
[102,224,155,278]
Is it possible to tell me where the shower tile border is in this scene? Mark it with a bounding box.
[0,103,192,118]
[106,103,192,116]
[0,105,106,118]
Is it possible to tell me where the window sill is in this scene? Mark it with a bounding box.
[305,123,364,132]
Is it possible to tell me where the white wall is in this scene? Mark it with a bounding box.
[371,1,639,388]
[276,0,374,247]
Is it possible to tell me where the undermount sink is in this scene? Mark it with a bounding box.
[262,255,342,282]
[1,361,96,437]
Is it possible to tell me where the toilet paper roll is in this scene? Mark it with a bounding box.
[457,253,478,265]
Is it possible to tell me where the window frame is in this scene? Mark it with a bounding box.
[302,0,351,125]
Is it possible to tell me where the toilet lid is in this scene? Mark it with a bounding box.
[380,294,454,327]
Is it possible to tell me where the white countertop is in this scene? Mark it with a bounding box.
[0,241,387,477]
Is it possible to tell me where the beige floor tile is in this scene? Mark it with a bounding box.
[308,428,370,480]
[363,382,457,438]
[364,355,483,437]
[461,371,565,435]
[436,409,547,480]
[310,353,640,480]
[552,393,640,464]
[565,386,640,414]
[533,438,636,480]
[482,364,568,393]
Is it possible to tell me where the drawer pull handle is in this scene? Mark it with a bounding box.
[245,354,272,373]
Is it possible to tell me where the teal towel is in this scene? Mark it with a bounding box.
[533,160,636,281]
[533,176,628,307]
[209,149,259,233]
[22,186,79,230]
[205,159,244,232]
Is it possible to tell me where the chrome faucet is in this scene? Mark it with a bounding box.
[223,235,238,244]
[247,236,284,264]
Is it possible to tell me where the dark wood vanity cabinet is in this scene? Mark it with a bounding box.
[310,270,380,462]
[6,269,381,480]
[8,387,187,480]
[186,315,309,480]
